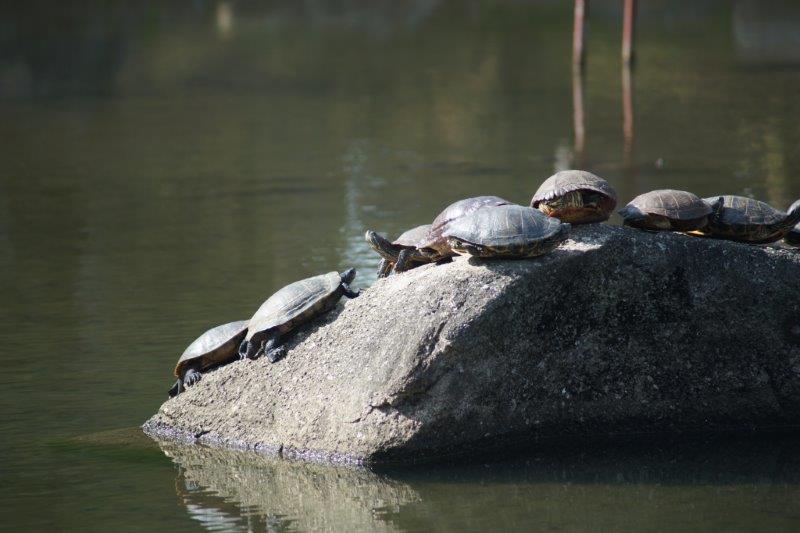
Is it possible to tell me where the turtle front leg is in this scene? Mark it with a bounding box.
[262,331,286,363]
[393,249,414,274]
[377,259,393,278]
[341,283,360,298]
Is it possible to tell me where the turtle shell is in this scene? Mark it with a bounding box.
[701,195,800,243]
[531,170,617,205]
[621,189,711,220]
[393,224,431,248]
[704,195,785,227]
[444,204,566,246]
[419,196,513,254]
[245,271,342,340]
[174,320,248,377]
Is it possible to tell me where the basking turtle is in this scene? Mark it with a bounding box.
[364,196,513,274]
[786,222,800,247]
[696,196,800,244]
[531,170,617,223]
[365,224,431,278]
[238,269,359,362]
[618,189,716,232]
[443,204,571,258]
[168,320,248,397]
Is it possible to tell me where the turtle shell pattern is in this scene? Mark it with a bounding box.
[624,190,711,220]
[419,196,513,254]
[443,204,569,257]
[703,195,795,243]
[245,271,342,340]
[531,170,617,205]
[174,320,248,377]
[393,224,431,248]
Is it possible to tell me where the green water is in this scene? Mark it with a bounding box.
[2,1,799,530]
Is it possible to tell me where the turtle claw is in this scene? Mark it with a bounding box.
[184,369,202,387]
[265,346,286,363]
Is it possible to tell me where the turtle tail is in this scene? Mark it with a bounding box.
[168,379,182,398]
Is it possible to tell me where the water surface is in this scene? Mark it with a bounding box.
[1,1,799,530]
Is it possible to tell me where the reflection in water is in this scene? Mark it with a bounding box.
[159,441,418,532]
[156,434,800,532]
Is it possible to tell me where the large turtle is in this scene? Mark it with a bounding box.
[365,224,431,278]
[443,204,571,258]
[618,189,717,232]
[238,269,359,362]
[364,196,513,275]
[786,222,800,247]
[695,196,800,244]
[531,170,617,224]
[168,320,248,397]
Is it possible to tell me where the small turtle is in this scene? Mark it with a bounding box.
[443,204,571,258]
[786,222,800,247]
[168,320,248,397]
[238,269,359,362]
[365,224,431,278]
[531,170,617,223]
[697,196,800,244]
[618,189,715,232]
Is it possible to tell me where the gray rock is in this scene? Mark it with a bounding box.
[143,225,800,465]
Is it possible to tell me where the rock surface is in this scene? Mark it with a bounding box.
[143,225,800,465]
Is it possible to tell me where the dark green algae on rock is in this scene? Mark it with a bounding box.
[143,225,800,465]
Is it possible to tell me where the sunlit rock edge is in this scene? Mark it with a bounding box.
[143,225,800,465]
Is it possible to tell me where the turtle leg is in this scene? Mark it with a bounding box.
[341,283,360,298]
[238,338,264,360]
[183,367,202,388]
[262,331,286,363]
[167,379,183,398]
[377,259,393,278]
[393,249,414,274]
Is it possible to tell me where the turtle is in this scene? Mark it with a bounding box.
[364,196,513,275]
[168,320,248,397]
[443,204,571,258]
[530,170,617,224]
[365,224,431,278]
[695,196,800,244]
[786,221,800,247]
[238,269,359,362]
[618,189,717,232]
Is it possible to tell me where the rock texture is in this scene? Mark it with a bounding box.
[143,225,800,465]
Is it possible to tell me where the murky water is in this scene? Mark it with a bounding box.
[2,1,799,530]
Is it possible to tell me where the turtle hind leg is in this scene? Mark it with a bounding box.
[167,379,183,398]
[238,339,259,360]
[261,331,285,363]
[183,368,202,387]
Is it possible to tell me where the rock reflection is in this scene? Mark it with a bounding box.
[158,434,800,531]
[158,440,419,532]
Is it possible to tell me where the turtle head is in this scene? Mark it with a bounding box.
[340,268,357,284]
[707,196,725,223]
[365,230,402,261]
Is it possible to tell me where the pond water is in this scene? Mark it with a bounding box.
[1,1,799,530]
